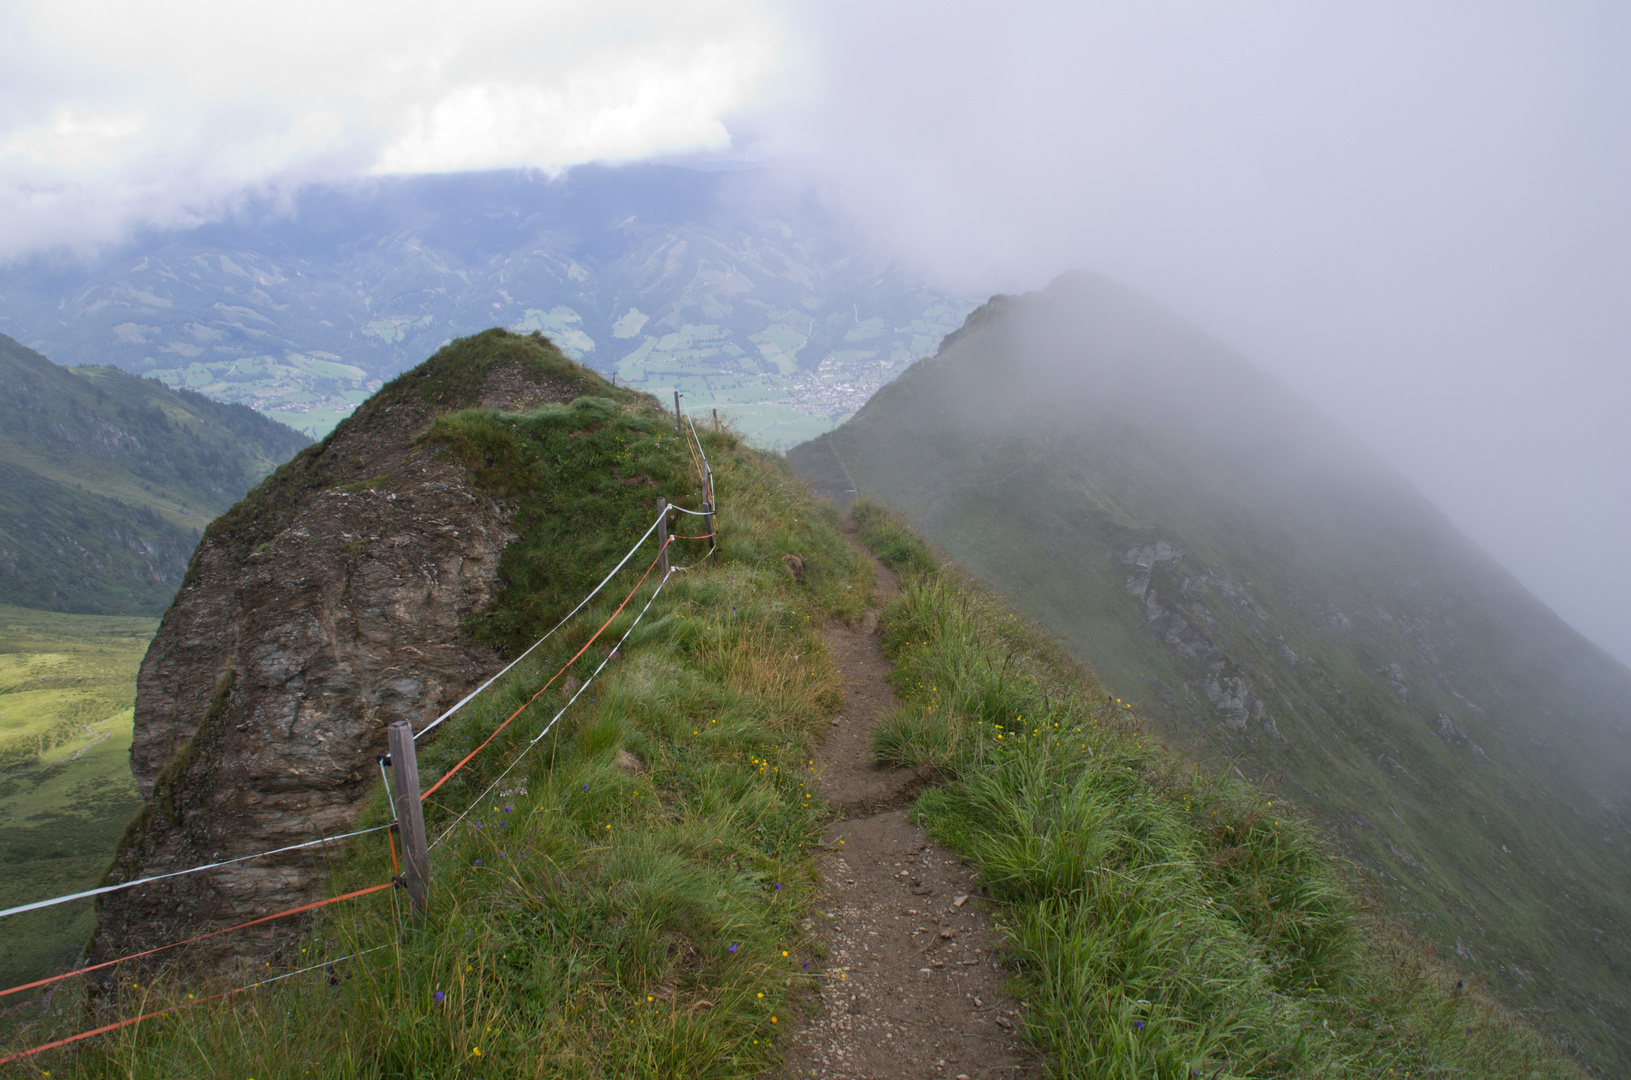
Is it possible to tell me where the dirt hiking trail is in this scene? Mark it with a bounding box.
[779,538,1042,1080]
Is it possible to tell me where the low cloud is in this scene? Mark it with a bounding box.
[0,0,782,258]
[757,0,1631,665]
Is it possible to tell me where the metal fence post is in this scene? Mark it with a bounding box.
[386,722,430,916]
[656,497,670,576]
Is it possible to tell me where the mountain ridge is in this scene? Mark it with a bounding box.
[790,271,1631,1072]
[15,328,1584,1078]
[0,334,310,615]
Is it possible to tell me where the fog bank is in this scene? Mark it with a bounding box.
[759,1,1631,666]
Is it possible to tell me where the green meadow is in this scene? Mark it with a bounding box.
[0,606,153,989]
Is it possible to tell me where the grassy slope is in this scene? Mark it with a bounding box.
[9,367,880,1077]
[0,334,311,615]
[0,605,153,987]
[0,333,1583,1077]
[790,282,1631,1073]
[852,502,1583,1079]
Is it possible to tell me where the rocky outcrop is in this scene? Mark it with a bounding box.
[1122,542,1283,740]
[92,331,608,972]
[1432,712,1488,760]
[1382,662,1410,701]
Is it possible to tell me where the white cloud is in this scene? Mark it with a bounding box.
[1,107,149,167]
[0,0,783,258]
[376,40,770,174]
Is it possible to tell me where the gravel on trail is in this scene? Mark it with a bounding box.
[777,545,1041,1080]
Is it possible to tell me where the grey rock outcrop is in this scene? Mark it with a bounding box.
[1383,662,1409,701]
[1124,541,1283,740]
[1432,712,1488,760]
[91,332,605,972]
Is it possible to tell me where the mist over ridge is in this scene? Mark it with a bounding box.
[792,271,1631,1071]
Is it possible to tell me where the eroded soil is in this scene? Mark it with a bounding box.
[782,549,1041,1080]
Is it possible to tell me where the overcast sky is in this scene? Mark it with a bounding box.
[4,0,1628,666]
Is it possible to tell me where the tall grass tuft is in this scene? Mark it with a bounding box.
[856,501,1586,1079]
[851,498,938,575]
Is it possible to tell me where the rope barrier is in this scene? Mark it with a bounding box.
[0,945,390,1067]
[0,881,395,1002]
[685,414,713,480]
[431,563,675,849]
[414,506,668,742]
[419,537,671,803]
[376,759,400,874]
[0,482,715,1060]
[0,824,392,923]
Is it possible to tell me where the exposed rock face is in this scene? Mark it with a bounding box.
[92,332,602,971]
[1432,712,1488,760]
[1123,542,1283,740]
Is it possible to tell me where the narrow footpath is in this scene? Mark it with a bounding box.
[780,543,1041,1080]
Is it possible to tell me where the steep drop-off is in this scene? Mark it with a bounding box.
[93,331,624,968]
[790,273,1631,1072]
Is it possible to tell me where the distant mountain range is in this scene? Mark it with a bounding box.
[0,334,310,614]
[0,166,976,446]
[791,273,1631,1073]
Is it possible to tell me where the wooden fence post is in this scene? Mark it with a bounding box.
[674,390,683,435]
[656,497,670,576]
[386,722,430,917]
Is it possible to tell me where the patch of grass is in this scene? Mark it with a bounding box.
[6,410,873,1076]
[0,604,155,766]
[863,533,1586,1078]
[0,605,152,993]
[851,498,938,575]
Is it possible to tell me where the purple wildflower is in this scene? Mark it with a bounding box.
[1133,1021,1145,1030]
[728,944,738,954]
[434,991,445,1003]
[474,859,483,866]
